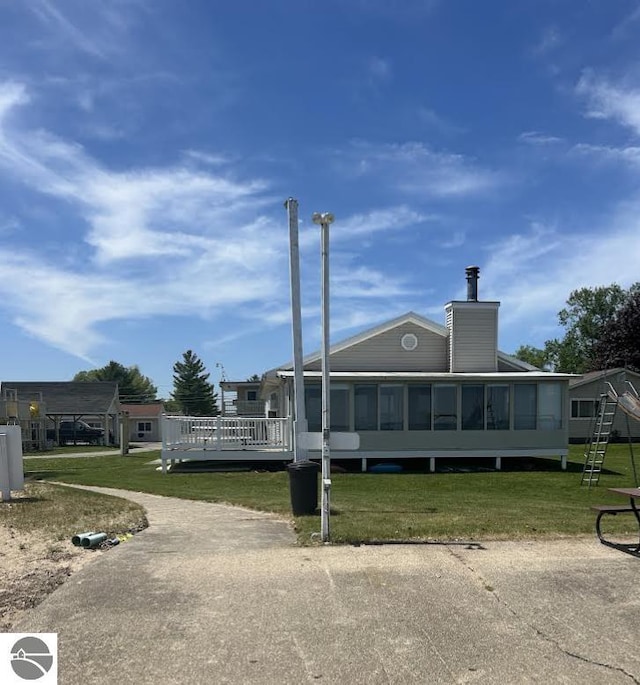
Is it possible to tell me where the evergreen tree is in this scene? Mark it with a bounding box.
[74,361,157,402]
[172,350,219,416]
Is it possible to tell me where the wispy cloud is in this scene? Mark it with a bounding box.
[481,211,640,341]
[0,81,287,358]
[417,107,466,135]
[368,56,392,86]
[518,131,564,145]
[576,71,640,136]
[336,141,504,198]
[531,25,563,57]
[29,0,106,58]
[28,0,143,61]
[571,143,640,168]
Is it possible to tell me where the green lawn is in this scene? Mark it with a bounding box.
[24,444,640,544]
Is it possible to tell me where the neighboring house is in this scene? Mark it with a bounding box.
[568,368,640,443]
[220,381,265,416]
[0,381,120,450]
[261,267,575,471]
[121,402,165,442]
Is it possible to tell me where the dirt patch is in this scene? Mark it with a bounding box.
[0,525,104,631]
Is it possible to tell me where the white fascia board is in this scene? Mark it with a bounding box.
[276,370,576,381]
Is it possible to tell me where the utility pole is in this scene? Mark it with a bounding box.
[312,211,334,542]
[285,198,308,462]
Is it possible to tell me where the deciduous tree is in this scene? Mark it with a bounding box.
[74,361,157,402]
[594,290,640,372]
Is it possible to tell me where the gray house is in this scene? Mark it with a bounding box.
[569,368,640,443]
[0,381,120,450]
[262,267,574,472]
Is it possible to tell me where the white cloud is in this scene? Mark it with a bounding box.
[437,230,465,249]
[576,71,640,136]
[0,83,29,124]
[571,143,640,167]
[0,81,287,358]
[480,211,640,339]
[338,141,504,198]
[518,131,564,145]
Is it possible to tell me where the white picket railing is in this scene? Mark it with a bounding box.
[162,415,291,452]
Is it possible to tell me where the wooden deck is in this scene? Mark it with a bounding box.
[161,416,292,473]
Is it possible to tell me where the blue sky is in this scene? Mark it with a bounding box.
[1,1,640,399]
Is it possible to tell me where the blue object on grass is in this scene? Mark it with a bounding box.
[368,463,403,473]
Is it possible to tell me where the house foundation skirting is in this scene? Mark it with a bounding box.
[160,447,567,473]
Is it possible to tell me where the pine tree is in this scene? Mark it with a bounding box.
[171,350,219,416]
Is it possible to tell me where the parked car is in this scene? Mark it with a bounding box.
[46,420,105,446]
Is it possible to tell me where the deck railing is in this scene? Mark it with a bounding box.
[162,415,291,451]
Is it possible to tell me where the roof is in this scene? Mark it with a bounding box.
[269,310,536,374]
[120,402,165,418]
[1,381,119,415]
[569,368,640,389]
[276,370,575,381]
[220,381,261,390]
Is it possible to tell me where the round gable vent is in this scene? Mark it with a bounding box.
[401,333,418,351]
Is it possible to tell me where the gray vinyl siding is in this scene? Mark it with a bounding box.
[297,378,570,453]
[305,322,448,372]
[569,376,640,441]
[356,429,565,451]
[449,308,498,372]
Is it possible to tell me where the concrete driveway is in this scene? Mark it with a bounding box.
[15,486,640,684]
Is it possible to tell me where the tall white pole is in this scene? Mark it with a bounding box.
[285,198,308,462]
[313,211,334,542]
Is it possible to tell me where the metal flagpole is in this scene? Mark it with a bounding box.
[312,211,334,542]
[284,198,307,462]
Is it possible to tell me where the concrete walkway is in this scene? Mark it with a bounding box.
[15,486,640,684]
[24,443,162,459]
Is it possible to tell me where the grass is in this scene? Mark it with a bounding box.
[1,482,148,541]
[23,444,640,544]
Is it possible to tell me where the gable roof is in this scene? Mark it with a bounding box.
[272,310,538,373]
[569,368,640,389]
[1,381,119,415]
[275,311,447,372]
[120,402,165,418]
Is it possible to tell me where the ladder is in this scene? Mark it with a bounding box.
[581,383,618,487]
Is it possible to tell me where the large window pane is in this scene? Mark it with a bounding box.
[434,385,457,430]
[571,399,597,419]
[538,383,562,430]
[380,385,404,430]
[305,384,351,432]
[487,385,509,430]
[331,385,350,432]
[304,385,322,432]
[514,384,537,430]
[408,385,431,430]
[462,385,484,430]
[354,384,377,430]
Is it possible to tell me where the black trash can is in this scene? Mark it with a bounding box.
[287,461,319,515]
